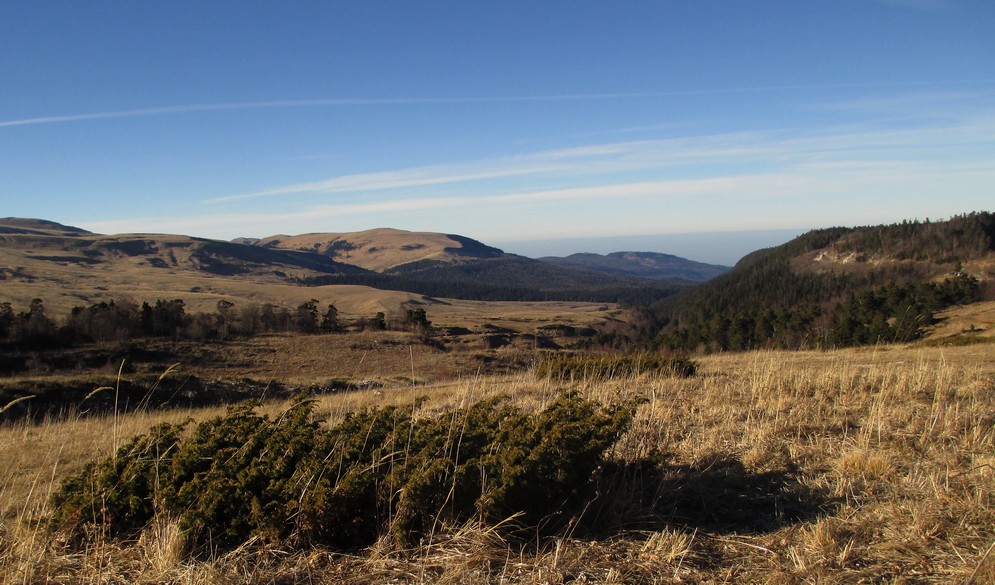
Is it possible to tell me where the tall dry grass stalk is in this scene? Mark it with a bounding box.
[1,344,993,583]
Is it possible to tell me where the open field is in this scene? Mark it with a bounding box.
[2,343,993,583]
[0,262,618,329]
[926,300,995,342]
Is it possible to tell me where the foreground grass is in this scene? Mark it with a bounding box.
[1,345,994,583]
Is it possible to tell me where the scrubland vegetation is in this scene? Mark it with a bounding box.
[2,344,993,583]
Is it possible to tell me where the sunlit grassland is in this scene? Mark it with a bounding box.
[1,344,993,583]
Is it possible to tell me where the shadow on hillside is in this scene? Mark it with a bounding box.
[587,455,835,536]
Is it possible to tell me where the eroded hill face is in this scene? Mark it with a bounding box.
[252,228,504,272]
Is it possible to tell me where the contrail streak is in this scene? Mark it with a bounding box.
[1,95,662,127]
[4,81,991,128]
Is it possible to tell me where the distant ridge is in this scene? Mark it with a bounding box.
[0,217,91,236]
[539,251,729,282]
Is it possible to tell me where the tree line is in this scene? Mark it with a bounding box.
[0,298,433,350]
[296,272,681,305]
[653,272,979,352]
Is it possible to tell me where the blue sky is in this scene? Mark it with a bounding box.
[2,1,993,264]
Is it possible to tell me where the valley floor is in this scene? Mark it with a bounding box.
[1,343,994,583]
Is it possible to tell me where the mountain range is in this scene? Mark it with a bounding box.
[0,218,724,315]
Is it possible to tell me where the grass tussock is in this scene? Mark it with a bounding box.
[1,344,994,583]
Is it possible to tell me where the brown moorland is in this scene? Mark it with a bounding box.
[1,341,993,583]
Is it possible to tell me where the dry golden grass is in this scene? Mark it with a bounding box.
[258,227,479,272]
[927,299,995,341]
[2,344,994,583]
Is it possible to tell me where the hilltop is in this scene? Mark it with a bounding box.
[245,228,504,272]
[245,229,726,289]
[0,217,92,236]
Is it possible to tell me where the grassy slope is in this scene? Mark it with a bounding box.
[256,228,502,272]
[926,299,995,341]
[2,343,993,583]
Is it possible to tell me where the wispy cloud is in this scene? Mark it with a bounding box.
[806,90,989,117]
[202,109,995,206]
[80,151,995,240]
[84,172,806,235]
[204,163,570,204]
[76,103,995,241]
[205,141,664,204]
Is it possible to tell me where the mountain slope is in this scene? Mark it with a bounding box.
[300,253,689,303]
[0,217,92,236]
[0,218,373,314]
[539,251,729,282]
[0,221,365,279]
[651,212,995,351]
[250,228,504,272]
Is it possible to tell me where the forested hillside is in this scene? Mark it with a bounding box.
[538,251,729,282]
[299,255,688,304]
[651,212,995,351]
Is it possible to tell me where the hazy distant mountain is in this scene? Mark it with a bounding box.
[499,229,803,266]
[538,251,729,282]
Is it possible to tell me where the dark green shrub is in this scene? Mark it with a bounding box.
[478,391,636,529]
[387,397,524,542]
[50,421,187,541]
[50,392,637,553]
[300,404,413,548]
[159,399,324,549]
